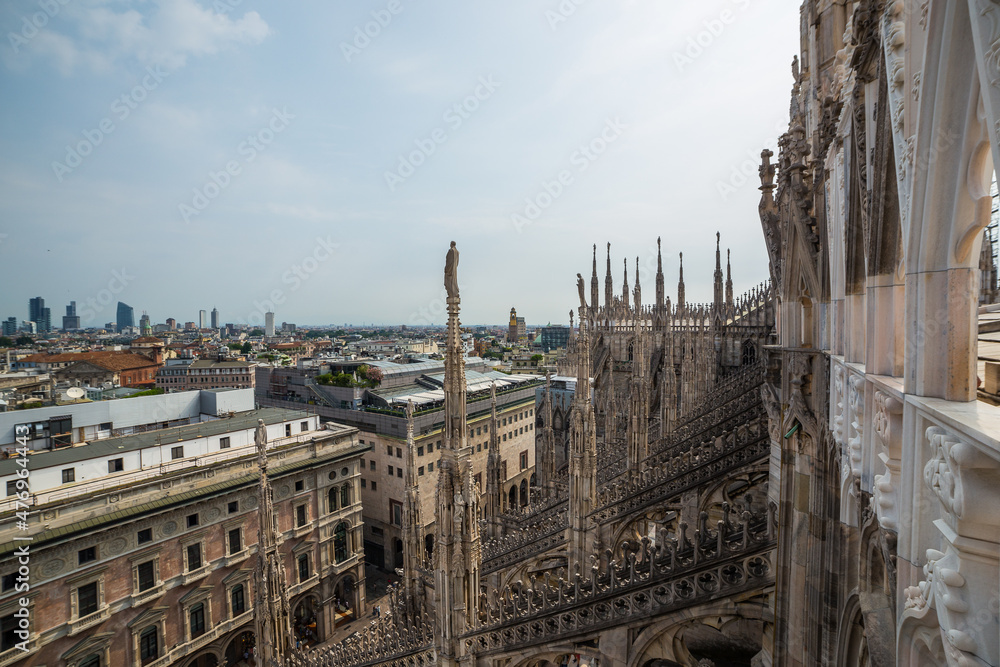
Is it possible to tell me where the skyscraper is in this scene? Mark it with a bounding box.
[116,302,135,333]
[199,310,207,329]
[62,302,80,330]
[264,312,275,337]
[38,307,51,333]
[2,317,16,337]
[29,297,50,331]
[211,307,219,329]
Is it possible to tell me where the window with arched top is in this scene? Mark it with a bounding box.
[519,479,528,506]
[334,522,348,563]
[742,339,757,366]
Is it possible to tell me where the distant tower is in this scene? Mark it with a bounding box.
[604,243,613,310]
[198,309,207,329]
[211,307,220,329]
[508,307,518,343]
[622,257,629,304]
[116,302,134,333]
[713,232,724,308]
[62,301,80,331]
[633,256,642,313]
[252,419,292,663]
[590,244,600,316]
[139,312,152,335]
[677,253,686,311]
[265,312,275,337]
[655,237,665,313]
[725,249,734,309]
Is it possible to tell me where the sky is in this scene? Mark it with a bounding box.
[0,0,801,328]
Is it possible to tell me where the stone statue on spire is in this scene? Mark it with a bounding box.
[445,241,459,299]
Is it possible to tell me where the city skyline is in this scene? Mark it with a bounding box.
[1,1,799,325]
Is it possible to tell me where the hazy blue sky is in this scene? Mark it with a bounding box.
[0,0,800,328]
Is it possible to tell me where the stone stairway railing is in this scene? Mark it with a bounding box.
[595,413,768,521]
[484,508,568,573]
[465,504,777,656]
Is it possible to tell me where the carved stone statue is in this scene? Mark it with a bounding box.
[445,241,459,298]
[577,273,587,310]
[255,418,267,448]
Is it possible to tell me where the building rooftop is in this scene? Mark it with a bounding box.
[0,407,307,476]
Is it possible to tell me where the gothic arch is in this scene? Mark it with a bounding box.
[626,599,769,667]
[835,595,871,667]
[505,646,609,667]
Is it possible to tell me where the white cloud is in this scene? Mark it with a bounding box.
[5,0,271,73]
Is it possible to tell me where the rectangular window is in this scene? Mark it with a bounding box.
[390,500,402,526]
[137,528,152,544]
[220,436,230,449]
[5,481,16,496]
[429,442,435,453]
[295,480,304,492]
[187,513,199,528]
[228,501,239,514]
[187,543,202,571]
[477,444,482,452]
[387,465,393,476]
[417,446,424,456]
[1,613,17,653]
[108,458,123,473]
[228,528,242,554]
[418,466,424,476]
[171,446,184,460]
[190,603,205,638]
[296,505,307,527]
[396,447,402,458]
[503,434,507,442]
[285,424,292,437]
[396,467,402,478]
[139,626,158,663]
[297,554,310,582]
[361,478,367,488]
[62,468,75,484]
[137,561,155,591]
[386,444,392,456]
[77,581,99,617]
[476,427,481,436]
[428,462,434,472]
[520,451,528,470]
[369,460,375,471]
[1,573,15,592]
[371,481,377,492]
[301,421,309,432]
[78,546,96,565]
[231,584,245,616]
